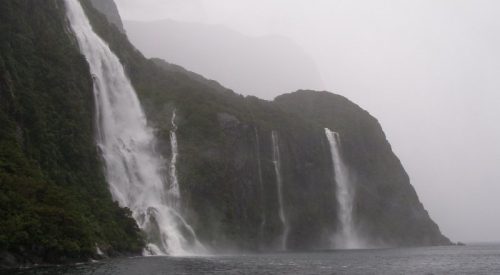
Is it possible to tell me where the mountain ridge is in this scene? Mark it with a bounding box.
[123,18,324,99]
[0,0,450,268]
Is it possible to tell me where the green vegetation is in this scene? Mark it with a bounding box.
[79,0,337,250]
[0,0,143,267]
[0,0,449,267]
[81,0,449,251]
[274,91,451,246]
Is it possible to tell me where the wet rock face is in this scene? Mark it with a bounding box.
[274,91,451,247]
[179,110,337,251]
[81,1,450,248]
[0,0,451,265]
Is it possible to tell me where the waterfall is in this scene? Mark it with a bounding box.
[168,110,180,208]
[271,131,289,251]
[254,127,266,245]
[324,128,363,249]
[64,0,204,256]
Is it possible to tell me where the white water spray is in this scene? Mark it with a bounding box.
[168,110,180,208]
[271,131,289,250]
[325,129,363,249]
[65,0,204,256]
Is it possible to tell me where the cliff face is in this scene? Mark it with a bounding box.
[79,0,450,250]
[0,0,450,266]
[0,0,142,268]
[274,91,451,246]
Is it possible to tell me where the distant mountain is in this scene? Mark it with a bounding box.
[123,19,324,99]
[89,0,124,33]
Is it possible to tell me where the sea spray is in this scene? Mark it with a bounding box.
[271,131,289,250]
[65,0,204,255]
[325,128,364,249]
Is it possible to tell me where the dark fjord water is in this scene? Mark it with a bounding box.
[7,244,500,275]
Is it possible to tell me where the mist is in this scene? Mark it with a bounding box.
[123,19,324,98]
[115,0,500,243]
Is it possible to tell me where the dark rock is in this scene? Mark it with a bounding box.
[0,251,18,269]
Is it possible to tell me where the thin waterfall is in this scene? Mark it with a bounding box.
[324,128,363,249]
[254,127,266,245]
[167,110,180,208]
[271,131,289,251]
[64,0,204,256]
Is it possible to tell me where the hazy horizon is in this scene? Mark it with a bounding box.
[123,19,324,98]
[115,0,500,243]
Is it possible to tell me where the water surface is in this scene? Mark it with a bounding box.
[8,245,500,275]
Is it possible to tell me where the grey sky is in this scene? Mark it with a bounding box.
[115,0,500,243]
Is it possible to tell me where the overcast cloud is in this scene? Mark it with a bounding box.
[115,0,500,243]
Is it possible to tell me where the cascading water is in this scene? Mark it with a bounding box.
[167,110,180,208]
[271,131,289,251]
[324,128,363,249]
[65,0,204,256]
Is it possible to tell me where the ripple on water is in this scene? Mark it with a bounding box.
[6,245,500,275]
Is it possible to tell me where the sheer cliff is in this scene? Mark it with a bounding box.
[0,0,143,267]
[0,0,450,267]
[80,0,450,249]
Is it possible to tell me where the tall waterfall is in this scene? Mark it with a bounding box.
[325,129,363,249]
[271,131,289,250]
[168,110,180,208]
[65,0,204,256]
